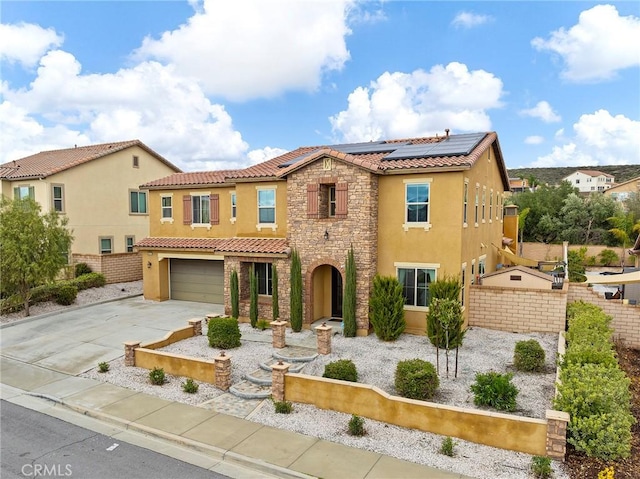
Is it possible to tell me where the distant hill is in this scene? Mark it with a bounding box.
[507,165,640,186]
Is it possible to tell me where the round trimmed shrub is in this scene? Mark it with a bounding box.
[54,283,78,305]
[323,359,358,382]
[74,262,93,277]
[207,317,241,349]
[514,339,545,372]
[395,359,439,400]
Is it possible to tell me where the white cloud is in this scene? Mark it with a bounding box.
[451,11,493,29]
[525,136,544,145]
[533,110,640,166]
[247,147,289,166]
[0,22,63,68]
[531,5,640,82]
[519,101,561,123]
[134,0,352,101]
[329,62,504,142]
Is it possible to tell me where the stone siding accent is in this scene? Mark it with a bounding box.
[468,284,567,333]
[567,283,640,348]
[545,410,570,460]
[73,253,142,284]
[214,352,231,391]
[124,341,140,366]
[271,361,290,402]
[287,160,378,334]
[315,323,332,354]
[271,320,287,349]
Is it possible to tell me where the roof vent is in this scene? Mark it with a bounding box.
[445,128,450,138]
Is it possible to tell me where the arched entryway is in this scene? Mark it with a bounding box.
[306,260,344,325]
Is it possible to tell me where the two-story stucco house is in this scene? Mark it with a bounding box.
[0,140,181,283]
[562,169,614,193]
[137,131,510,335]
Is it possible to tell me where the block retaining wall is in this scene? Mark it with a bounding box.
[74,253,142,284]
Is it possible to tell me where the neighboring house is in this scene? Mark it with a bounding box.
[508,177,529,194]
[603,176,640,206]
[137,131,510,335]
[0,140,181,283]
[562,169,614,193]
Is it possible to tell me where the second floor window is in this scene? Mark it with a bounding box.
[406,183,429,223]
[258,189,275,224]
[192,195,210,224]
[463,182,468,224]
[231,192,237,219]
[329,186,336,217]
[52,185,64,212]
[14,185,34,200]
[161,196,172,218]
[130,190,147,214]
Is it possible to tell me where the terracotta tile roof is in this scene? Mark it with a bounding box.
[136,237,290,255]
[576,169,613,178]
[0,140,181,180]
[141,170,238,189]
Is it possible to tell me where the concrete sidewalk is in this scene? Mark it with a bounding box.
[1,298,471,479]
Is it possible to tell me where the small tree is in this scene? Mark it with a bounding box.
[249,265,258,328]
[608,212,640,268]
[230,269,239,319]
[369,275,405,341]
[427,298,465,378]
[272,264,279,320]
[0,197,73,316]
[290,249,303,332]
[343,245,357,337]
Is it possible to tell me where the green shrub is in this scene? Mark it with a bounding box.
[428,275,462,302]
[598,249,619,266]
[395,359,439,400]
[149,367,166,385]
[290,249,303,332]
[530,456,552,478]
[74,262,93,277]
[470,371,518,412]
[54,283,78,305]
[323,359,358,382]
[274,399,293,414]
[368,275,405,341]
[73,273,106,290]
[207,317,241,349]
[586,255,597,266]
[348,415,365,436]
[256,319,270,331]
[554,362,634,460]
[98,361,110,373]
[182,378,199,394]
[426,298,465,349]
[564,302,616,367]
[568,248,587,282]
[513,339,545,372]
[440,436,456,457]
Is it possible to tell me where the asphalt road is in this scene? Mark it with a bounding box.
[0,400,229,479]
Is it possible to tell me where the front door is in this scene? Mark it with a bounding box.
[331,266,343,318]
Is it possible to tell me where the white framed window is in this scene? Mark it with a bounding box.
[14,185,34,200]
[463,181,468,226]
[99,237,113,254]
[403,179,432,231]
[478,256,486,278]
[125,235,135,253]
[471,260,476,285]
[396,263,438,309]
[482,187,486,222]
[489,189,493,222]
[52,184,64,213]
[231,192,237,220]
[254,262,273,296]
[257,188,276,224]
[129,190,147,214]
[328,186,337,217]
[161,194,173,222]
[192,195,210,224]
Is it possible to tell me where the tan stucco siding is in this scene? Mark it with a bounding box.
[234,181,288,237]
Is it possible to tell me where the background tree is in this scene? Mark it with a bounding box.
[230,269,239,319]
[289,249,303,332]
[517,207,530,255]
[249,265,258,327]
[369,275,405,341]
[0,197,73,316]
[271,265,279,321]
[342,245,357,338]
[607,212,640,268]
[624,193,640,222]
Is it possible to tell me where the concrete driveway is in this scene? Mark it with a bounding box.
[0,297,222,379]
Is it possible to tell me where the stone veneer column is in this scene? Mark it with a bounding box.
[124,341,140,366]
[271,361,290,402]
[271,320,287,349]
[214,351,232,391]
[188,318,203,336]
[315,323,332,355]
[545,409,570,460]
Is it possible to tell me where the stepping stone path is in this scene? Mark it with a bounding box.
[230,346,318,400]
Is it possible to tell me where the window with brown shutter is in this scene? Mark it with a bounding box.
[210,194,219,225]
[335,182,348,218]
[183,195,192,224]
[307,183,319,218]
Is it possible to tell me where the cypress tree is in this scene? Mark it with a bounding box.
[249,265,258,328]
[343,245,357,337]
[290,249,303,332]
[272,265,279,320]
[230,269,239,319]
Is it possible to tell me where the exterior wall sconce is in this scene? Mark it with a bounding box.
[324,230,329,240]
[147,261,152,269]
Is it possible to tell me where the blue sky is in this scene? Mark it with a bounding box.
[1,1,638,172]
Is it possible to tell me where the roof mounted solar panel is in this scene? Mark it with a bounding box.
[383,133,486,160]
[383,144,436,160]
[331,141,411,155]
[278,149,320,168]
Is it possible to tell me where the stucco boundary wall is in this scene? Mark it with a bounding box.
[283,373,568,457]
[567,284,640,349]
[73,253,142,284]
[521,243,634,266]
[467,284,567,333]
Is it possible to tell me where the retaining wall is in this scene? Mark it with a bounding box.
[73,252,142,284]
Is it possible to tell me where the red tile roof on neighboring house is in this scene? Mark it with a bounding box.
[136,237,290,255]
[576,169,614,178]
[0,140,181,180]
[140,170,237,189]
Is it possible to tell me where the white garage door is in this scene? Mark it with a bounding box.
[170,259,224,303]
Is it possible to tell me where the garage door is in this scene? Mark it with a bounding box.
[170,259,224,303]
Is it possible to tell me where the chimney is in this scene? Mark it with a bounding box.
[445,128,450,138]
